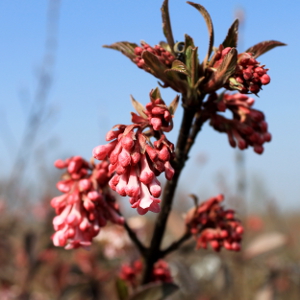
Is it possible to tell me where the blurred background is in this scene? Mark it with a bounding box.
[0,0,299,299]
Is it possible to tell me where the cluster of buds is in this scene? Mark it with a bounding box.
[93,89,175,215]
[151,260,173,283]
[186,194,243,252]
[131,97,173,132]
[51,156,124,249]
[212,46,270,94]
[119,259,172,287]
[134,43,175,70]
[93,125,174,215]
[206,92,271,154]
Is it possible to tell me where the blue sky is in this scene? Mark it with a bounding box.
[0,0,298,211]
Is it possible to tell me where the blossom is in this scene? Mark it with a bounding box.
[51,156,124,249]
[93,125,174,215]
[119,259,172,287]
[93,89,175,215]
[186,194,243,252]
[212,46,270,94]
[133,43,175,71]
[205,92,271,154]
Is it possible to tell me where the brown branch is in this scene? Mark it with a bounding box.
[185,109,209,155]
[160,231,192,257]
[123,220,147,257]
[142,104,197,284]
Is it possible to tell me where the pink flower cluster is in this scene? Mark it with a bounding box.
[208,93,271,154]
[119,260,143,287]
[93,92,175,215]
[93,126,174,215]
[51,156,124,249]
[134,43,175,70]
[186,194,243,252]
[213,46,270,94]
[119,259,172,287]
[132,97,173,132]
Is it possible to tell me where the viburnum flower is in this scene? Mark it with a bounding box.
[185,194,243,252]
[51,156,124,249]
[211,46,271,94]
[204,92,271,154]
[119,259,172,287]
[133,42,175,71]
[93,88,177,215]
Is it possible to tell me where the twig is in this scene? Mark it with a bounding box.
[160,231,192,257]
[142,104,196,284]
[123,220,147,257]
[185,109,209,155]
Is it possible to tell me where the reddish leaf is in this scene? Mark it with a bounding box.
[165,60,190,76]
[131,95,147,118]
[222,19,239,48]
[168,95,180,115]
[245,40,286,58]
[187,2,214,65]
[161,0,175,52]
[103,41,138,60]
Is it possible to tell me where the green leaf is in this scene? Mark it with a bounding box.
[245,40,286,58]
[187,2,214,65]
[184,34,195,49]
[128,283,179,300]
[159,41,172,53]
[130,95,147,118]
[222,19,239,48]
[151,87,162,100]
[168,95,180,115]
[228,77,244,91]
[185,46,199,87]
[103,42,138,60]
[165,60,190,76]
[161,0,175,52]
[116,279,129,300]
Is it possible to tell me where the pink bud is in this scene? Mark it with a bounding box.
[164,161,174,180]
[56,181,71,193]
[121,135,135,151]
[254,145,264,154]
[146,146,158,161]
[210,240,220,251]
[151,118,162,130]
[78,179,92,191]
[134,47,143,56]
[93,141,117,160]
[263,132,272,142]
[231,242,241,251]
[158,145,170,161]
[260,74,270,85]
[149,177,161,198]
[236,226,244,235]
[54,159,66,169]
[118,148,131,167]
[249,83,260,94]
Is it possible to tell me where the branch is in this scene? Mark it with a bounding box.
[185,109,209,154]
[123,220,147,257]
[142,104,197,284]
[160,231,192,257]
